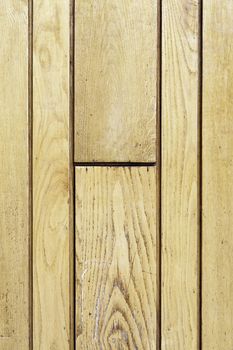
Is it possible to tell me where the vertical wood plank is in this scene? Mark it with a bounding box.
[33,0,71,348]
[75,167,158,349]
[202,1,233,348]
[74,0,158,163]
[161,1,199,349]
[0,1,29,349]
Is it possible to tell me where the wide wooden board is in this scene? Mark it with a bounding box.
[33,1,71,348]
[74,1,158,163]
[202,0,233,348]
[0,1,29,349]
[75,167,158,348]
[161,1,199,349]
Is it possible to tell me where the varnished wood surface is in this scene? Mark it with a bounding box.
[161,1,199,349]
[202,0,233,348]
[74,0,158,163]
[0,1,29,349]
[33,0,71,348]
[75,167,158,349]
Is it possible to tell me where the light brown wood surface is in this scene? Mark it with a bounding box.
[74,0,158,163]
[75,167,158,349]
[33,0,71,348]
[161,1,199,349]
[0,1,29,349]
[2,1,233,348]
[202,1,233,348]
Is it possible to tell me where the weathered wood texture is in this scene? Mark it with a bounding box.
[0,1,29,349]
[161,1,199,349]
[75,167,158,349]
[202,1,233,348]
[33,1,71,348]
[74,1,158,163]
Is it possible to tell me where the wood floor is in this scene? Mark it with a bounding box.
[0,0,233,349]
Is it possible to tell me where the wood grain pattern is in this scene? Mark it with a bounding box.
[75,167,158,349]
[74,1,157,163]
[33,1,71,348]
[161,1,199,349]
[202,1,233,348]
[0,1,29,349]
[0,0,29,350]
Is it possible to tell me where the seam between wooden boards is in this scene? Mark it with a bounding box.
[28,0,33,348]
[198,1,203,349]
[70,0,75,349]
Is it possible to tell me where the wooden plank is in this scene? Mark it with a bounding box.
[33,1,71,348]
[161,1,199,349]
[202,1,233,348]
[74,1,158,163]
[75,167,158,348]
[0,1,29,349]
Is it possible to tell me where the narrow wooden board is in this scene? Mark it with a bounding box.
[161,1,199,349]
[33,1,71,348]
[202,1,233,348]
[75,167,158,348]
[0,1,29,349]
[74,1,158,163]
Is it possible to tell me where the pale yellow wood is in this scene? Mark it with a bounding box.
[0,1,29,349]
[202,1,233,348]
[75,167,158,348]
[161,1,199,349]
[33,0,71,348]
[74,1,157,163]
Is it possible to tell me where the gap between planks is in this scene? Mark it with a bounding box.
[198,0,203,349]
[73,162,157,167]
[28,0,33,348]
[70,0,75,349]
[157,0,162,348]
